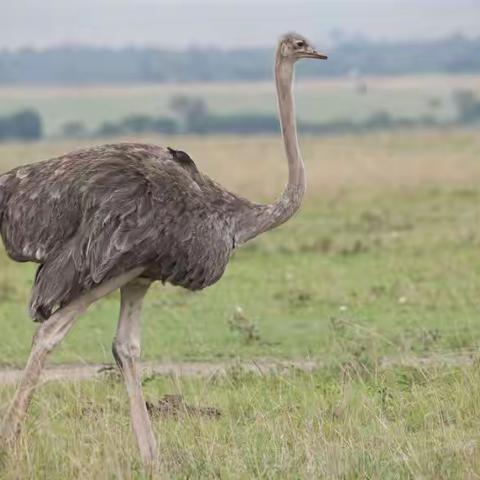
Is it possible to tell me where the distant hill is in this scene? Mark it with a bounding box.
[0,35,479,86]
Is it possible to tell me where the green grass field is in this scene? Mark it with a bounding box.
[1,130,480,477]
[1,74,480,136]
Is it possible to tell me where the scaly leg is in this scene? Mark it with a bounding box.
[0,268,145,444]
[112,278,157,469]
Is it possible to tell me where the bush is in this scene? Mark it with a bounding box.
[452,89,480,124]
[0,109,43,141]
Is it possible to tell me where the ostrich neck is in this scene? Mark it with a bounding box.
[234,57,305,245]
[275,58,305,202]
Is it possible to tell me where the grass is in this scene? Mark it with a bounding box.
[1,130,480,477]
[1,74,480,135]
[3,367,480,478]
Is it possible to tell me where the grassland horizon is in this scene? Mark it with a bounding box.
[1,74,479,137]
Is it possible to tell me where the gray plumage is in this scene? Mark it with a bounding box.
[0,143,255,321]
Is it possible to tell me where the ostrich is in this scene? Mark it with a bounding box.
[0,33,327,467]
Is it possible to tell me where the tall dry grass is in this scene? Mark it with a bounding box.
[1,130,480,200]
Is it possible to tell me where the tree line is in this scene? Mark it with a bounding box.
[2,89,480,142]
[1,35,479,86]
[88,90,480,138]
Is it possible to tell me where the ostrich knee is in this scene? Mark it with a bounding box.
[112,336,141,371]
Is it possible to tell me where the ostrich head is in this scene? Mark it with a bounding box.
[278,33,328,62]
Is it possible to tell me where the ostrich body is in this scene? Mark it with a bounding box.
[2,144,246,321]
[0,33,327,468]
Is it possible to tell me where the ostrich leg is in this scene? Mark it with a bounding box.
[0,268,144,444]
[112,278,157,469]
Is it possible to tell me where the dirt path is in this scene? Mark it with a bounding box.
[0,359,319,386]
[0,353,475,386]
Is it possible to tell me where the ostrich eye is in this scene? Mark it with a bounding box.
[295,40,305,48]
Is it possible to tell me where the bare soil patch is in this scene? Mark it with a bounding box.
[0,359,318,386]
[0,354,475,387]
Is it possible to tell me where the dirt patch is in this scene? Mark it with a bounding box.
[0,359,318,386]
[0,354,475,387]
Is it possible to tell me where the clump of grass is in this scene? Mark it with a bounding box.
[229,306,260,344]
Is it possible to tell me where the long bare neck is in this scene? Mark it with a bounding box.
[234,53,305,245]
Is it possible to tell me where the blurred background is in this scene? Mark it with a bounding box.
[0,0,479,143]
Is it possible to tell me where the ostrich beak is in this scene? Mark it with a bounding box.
[309,49,328,60]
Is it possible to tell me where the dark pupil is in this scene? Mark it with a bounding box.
[296,41,304,47]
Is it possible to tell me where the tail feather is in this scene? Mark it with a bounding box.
[0,171,86,322]
[29,249,84,322]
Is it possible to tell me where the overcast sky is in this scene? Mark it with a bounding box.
[1,0,479,50]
